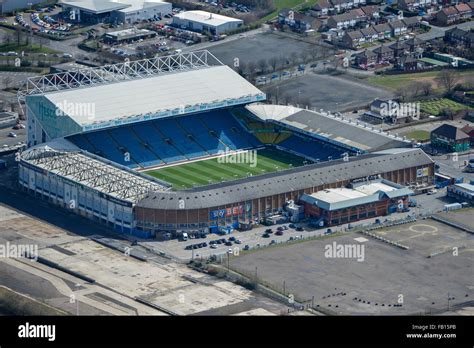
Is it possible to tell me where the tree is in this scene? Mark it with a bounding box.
[436,69,460,94]
[269,57,278,72]
[257,59,267,74]
[420,81,433,96]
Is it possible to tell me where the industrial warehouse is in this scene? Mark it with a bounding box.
[18,51,434,239]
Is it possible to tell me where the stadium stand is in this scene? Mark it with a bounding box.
[278,135,346,162]
[68,109,263,168]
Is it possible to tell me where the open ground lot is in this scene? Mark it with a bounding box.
[367,70,474,92]
[264,73,393,112]
[229,219,474,315]
[145,148,307,190]
[208,32,325,68]
[0,202,289,315]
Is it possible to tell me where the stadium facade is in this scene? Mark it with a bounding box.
[18,51,435,238]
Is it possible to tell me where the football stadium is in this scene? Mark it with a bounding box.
[17,51,435,238]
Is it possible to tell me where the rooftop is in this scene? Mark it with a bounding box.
[60,0,168,14]
[301,179,413,211]
[173,10,243,26]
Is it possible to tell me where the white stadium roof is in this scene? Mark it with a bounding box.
[42,64,263,127]
[173,10,243,26]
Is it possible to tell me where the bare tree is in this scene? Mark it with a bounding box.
[436,69,460,94]
[269,57,278,72]
[420,81,433,96]
[257,59,267,74]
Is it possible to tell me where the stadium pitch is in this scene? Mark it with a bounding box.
[144,148,309,190]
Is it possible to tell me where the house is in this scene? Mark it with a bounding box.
[431,124,471,152]
[360,5,380,20]
[399,0,434,11]
[389,40,410,58]
[342,30,365,48]
[397,55,419,71]
[454,3,472,20]
[398,0,419,11]
[461,125,474,145]
[312,0,333,16]
[373,22,392,39]
[389,20,408,36]
[328,12,357,28]
[354,49,377,65]
[436,7,460,26]
[373,44,394,62]
[362,99,410,124]
[401,16,420,29]
[360,26,378,42]
[329,0,354,13]
[279,9,321,32]
[405,36,426,58]
[445,27,474,48]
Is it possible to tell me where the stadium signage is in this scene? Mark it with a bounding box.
[209,203,251,220]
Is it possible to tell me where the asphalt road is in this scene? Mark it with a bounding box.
[418,21,474,41]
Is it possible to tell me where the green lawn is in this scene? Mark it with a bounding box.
[367,70,474,91]
[419,98,473,116]
[403,130,430,142]
[261,0,318,22]
[0,43,58,54]
[145,148,308,190]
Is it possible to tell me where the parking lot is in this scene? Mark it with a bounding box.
[263,72,394,112]
[208,32,327,68]
[229,219,474,315]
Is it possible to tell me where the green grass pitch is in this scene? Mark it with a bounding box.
[144,148,309,190]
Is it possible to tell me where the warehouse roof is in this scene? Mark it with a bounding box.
[137,148,432,210]
[173,10,243,26]
[300,179,413,211]
[42,64,263,127]
[60,0,168,14]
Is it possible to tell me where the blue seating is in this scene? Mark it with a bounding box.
[66,109,347,169]
[279,135,345,161]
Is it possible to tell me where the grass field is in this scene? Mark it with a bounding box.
[402,130,431,142]
[367,70,474,91]
[144,148,308,190]
[419,98,473,116]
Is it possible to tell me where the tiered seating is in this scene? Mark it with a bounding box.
[80,131,139,168]
[175,115,226,154]
[108,127,162,168]
[131,123,186,164]
[156,118,208,158]
[279,135,344,161]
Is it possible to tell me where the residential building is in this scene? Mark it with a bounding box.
[342,30,365,47]
[436,6,460,26]
[373,22,392,39]
[389,20,408,36]
[360,26,379,41]
[373,44,394,62]
[430,124,471,152]
[354,49,378,65]
[389,40,410,58]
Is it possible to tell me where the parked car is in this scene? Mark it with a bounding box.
[8,132,17,138]
[243,244,250,250]
[289,223,296,229]
[296,226,304,231]
[235,239,242,244]
[228,236,236,242]
[225,241,233,246]
[262,233,270,238]
[210,244,217,249]
[265,228,273,233]
[275,230,283,236]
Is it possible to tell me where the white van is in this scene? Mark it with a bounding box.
[181,232,188,241]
